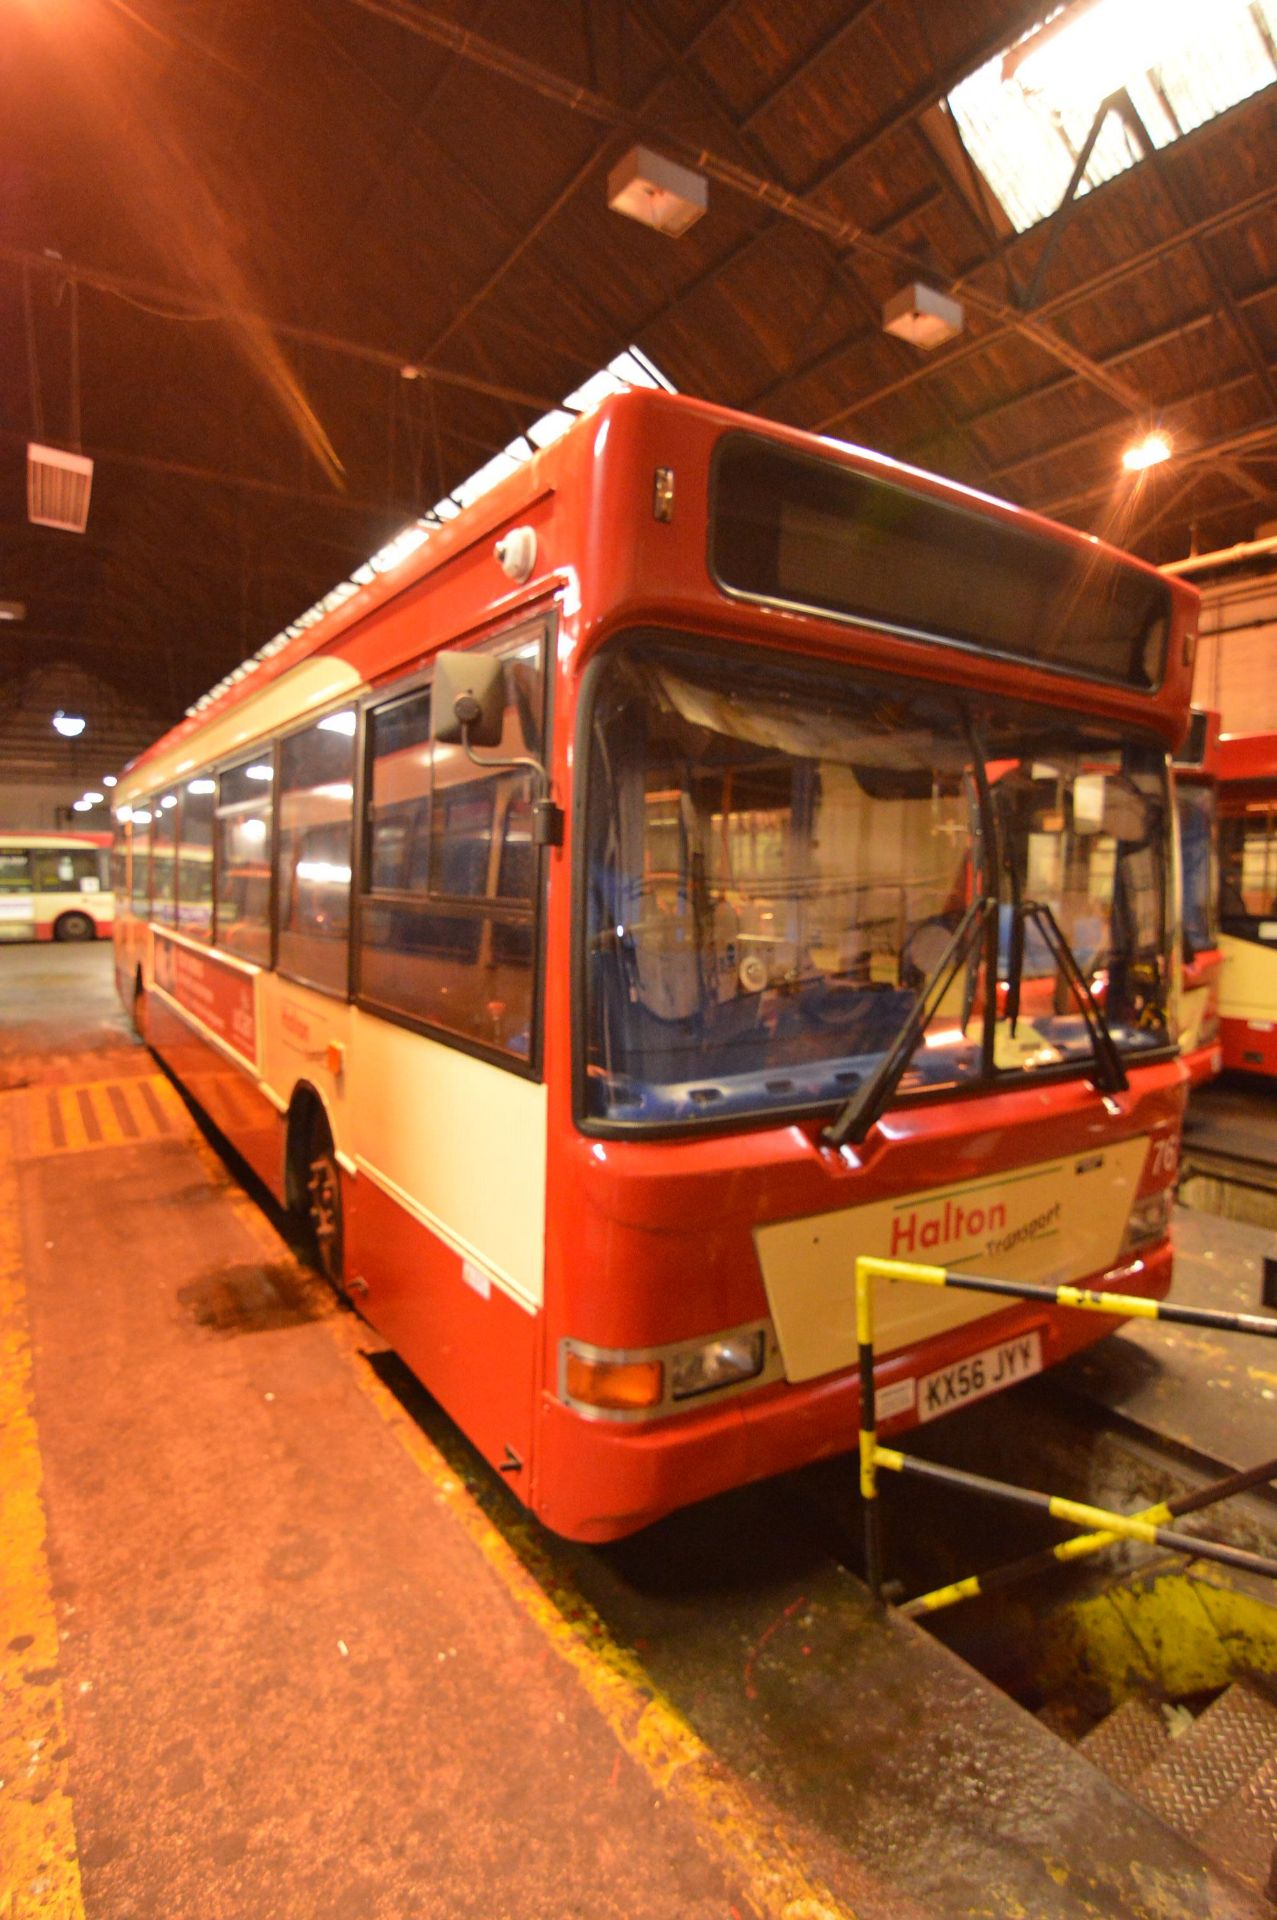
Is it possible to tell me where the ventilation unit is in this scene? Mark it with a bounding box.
[882,283,965,351]
[27,443,94,533]
[607,146,707,236]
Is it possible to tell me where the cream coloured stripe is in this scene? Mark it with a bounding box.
[0,1096,85,1920]
[352,1154,537,1314]
[191,1130,858,1920]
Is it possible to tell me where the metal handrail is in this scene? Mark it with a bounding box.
[854,1255,1277,1608]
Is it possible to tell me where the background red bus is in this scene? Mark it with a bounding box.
[0,830,114,943]
[1216,731,1277,1076]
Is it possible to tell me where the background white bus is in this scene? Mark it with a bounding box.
[0,831,114,943]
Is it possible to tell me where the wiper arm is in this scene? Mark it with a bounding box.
[823,897,994,1150]
[1017,899,1128,1096]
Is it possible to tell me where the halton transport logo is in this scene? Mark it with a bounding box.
[890,1190,1063,1262]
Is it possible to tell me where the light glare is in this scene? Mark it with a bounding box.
[1122,432,1171,472]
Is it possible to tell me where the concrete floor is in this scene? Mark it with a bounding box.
[2,945,1272,1920]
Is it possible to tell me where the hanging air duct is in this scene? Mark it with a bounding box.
[27,443,94,533]
[607,147,707,236]
[882,282,965,350]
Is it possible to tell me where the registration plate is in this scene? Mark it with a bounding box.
[917,1330,1043,1423]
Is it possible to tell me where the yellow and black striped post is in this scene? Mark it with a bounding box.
[855,1255,885,1603]
[901,1453,1277,1618]
[851,1254,1277,1610]
[860,1255,1277,1340]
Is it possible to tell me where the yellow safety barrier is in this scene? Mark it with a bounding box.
[852,1254,1277,1610]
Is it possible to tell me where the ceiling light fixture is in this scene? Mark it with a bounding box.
[72,798,93,812]
[1122,431,1171,472]
[0,600,26,622]
[882,282,965,351]
[52,710,86,737]
[607,146,707,237]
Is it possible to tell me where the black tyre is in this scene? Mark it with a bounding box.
[305,1127,345,1292]
[54,910,96,942]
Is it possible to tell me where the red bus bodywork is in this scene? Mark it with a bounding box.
[116,390,1197,1541]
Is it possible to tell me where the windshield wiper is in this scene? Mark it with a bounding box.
[823,897,994,1150]
[1012,899,1128,1096]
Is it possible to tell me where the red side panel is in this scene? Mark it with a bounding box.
[1221,1014,1277,1076]
[345,1174,538,1488]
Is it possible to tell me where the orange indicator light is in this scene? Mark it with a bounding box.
[565,1353,663,1411]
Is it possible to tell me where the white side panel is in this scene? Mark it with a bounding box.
[348,1010,547,1310]
[1178,983,1208,1053]
[1219,931,1277,1022]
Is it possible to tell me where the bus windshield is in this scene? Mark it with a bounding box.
[582,638,1171,1127]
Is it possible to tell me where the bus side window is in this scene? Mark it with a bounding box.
[215,761,273,964]
[276,713,355,995]
[130,806,153,916]
[31,850,94,892]
[359,634,543,1061]
[0,850,32,893]
[177,778,215,941]
[151,795,178,926]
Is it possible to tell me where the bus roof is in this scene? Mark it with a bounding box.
[122,386,1195,787]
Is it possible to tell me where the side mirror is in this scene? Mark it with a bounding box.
[432,651,505,747]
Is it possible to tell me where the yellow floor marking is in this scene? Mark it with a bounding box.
[14,1075,189,1160]
[193,1131,857,1920]
[0,1097,85,1920]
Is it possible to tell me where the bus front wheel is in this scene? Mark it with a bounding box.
[305,1126,345,1294]
[54,911,96,942]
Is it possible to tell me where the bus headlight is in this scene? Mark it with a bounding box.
[1122,1188,1174,1252]
[561,1321,774,1419]
[670,1330,766,1401]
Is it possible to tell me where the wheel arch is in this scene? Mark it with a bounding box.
[53,908,97,941]
[283,1079,335,1213]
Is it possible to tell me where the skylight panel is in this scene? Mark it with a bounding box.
[946,0,1277,236]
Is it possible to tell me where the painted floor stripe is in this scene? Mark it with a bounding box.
[194,1131,858,1920]
[16,1077,188,1160]
[0,1097,85,1920]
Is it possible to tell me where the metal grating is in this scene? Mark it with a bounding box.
[1080,1695,1170,1788]
[1133,1679,1277,1839]
[1201,1751,1277,1896]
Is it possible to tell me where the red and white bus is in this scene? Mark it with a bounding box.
[0,831,114,942]
[114,388,1196,1541]
[1216,731,1277,1076]
[1172,711,1224,1085]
